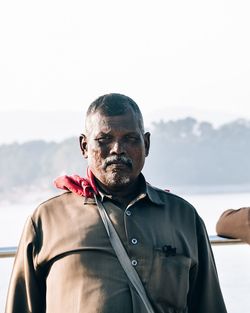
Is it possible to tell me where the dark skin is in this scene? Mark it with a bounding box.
[79,108,150,208]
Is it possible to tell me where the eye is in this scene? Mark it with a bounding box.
[125,135,140,143]
[95,136,112,144]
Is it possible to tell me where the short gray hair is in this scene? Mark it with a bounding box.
[86,93,145,132]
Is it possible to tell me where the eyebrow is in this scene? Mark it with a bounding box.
[95,130,140,137]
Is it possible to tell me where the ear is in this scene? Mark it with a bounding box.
[144,132,150,157]
[79,134,88,159]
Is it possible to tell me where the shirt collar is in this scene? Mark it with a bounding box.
[83,173,165,206]
[145,182,165,206]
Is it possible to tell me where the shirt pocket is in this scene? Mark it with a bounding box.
[147,250,192,311]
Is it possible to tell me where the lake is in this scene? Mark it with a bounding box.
[0,191,249,313]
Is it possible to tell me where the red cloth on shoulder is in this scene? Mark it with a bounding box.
[54,168,170,197]
[54,168,98,198]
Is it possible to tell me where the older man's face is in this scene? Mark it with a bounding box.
[80,109,150,191]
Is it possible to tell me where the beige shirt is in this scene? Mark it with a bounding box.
[216,207,250,244]
[5,182,227,313]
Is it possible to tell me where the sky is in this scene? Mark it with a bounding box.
[0,0,250,143]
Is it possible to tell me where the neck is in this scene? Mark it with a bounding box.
[96,177,141,208]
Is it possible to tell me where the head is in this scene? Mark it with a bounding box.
[80,93,150,192]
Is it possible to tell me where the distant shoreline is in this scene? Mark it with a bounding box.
[1,184,250,205]
[171,183,250,195]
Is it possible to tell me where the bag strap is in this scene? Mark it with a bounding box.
[94,194,155,313]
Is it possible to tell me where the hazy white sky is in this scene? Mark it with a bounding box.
[0,0,250,143]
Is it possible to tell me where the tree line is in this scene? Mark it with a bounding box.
[1,117,250,196]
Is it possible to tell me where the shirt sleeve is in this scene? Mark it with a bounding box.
[5,217,46,313]
[188,216,228,313]
[216,208,250,244]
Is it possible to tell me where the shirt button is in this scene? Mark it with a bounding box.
[126,210,131,216]
[131,259,138,266]
[131,238,138,245]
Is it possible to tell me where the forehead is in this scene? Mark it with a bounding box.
[86,110,141,135]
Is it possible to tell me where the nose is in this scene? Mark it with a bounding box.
[110,140,125,155]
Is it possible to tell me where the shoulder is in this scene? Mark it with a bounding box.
[146,183,203,229]
[31,191,83,221]
[147,183,196,211]
[147,184,208,240]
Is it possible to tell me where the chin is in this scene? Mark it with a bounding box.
[106,174,131,188]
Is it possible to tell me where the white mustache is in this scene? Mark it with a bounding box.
[104,156,133,169]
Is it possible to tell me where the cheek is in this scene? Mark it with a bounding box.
[130,148,146,167]
[131,146,146,158]
[88,146,106,167]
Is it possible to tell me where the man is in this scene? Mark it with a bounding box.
[216,207,250,244]
[5,93,227,312]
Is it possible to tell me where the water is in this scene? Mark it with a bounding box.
[182,192,250,313]
[0,192,250,313]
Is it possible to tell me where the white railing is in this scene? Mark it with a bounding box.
[0,236,246,258]
[209,235,244,245]
[0,246,17,258]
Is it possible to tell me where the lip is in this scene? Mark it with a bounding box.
[107,163,131,170]
[108,162,129,167]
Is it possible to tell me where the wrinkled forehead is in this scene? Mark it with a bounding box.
[85,109,141,135]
